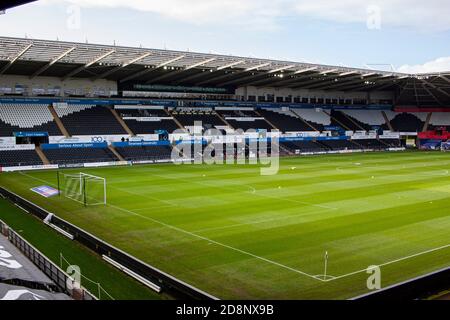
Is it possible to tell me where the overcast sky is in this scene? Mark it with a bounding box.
[1,0,449,73]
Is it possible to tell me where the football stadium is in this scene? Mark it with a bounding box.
[0,0,449,305]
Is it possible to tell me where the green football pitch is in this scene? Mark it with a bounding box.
[0,151,449,299]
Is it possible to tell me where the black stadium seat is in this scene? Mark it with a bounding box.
[57,106,126,135]
[116,146,173,161]
[43,148,117,164]
[0,150,42,167]
[259,109,315,132]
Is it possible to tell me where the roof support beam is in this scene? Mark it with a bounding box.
[420,79,450,98]
[30,46,76,79]
[439,75,450,84]
[289,73,339,89]
[174,60,247,85]
[303,73,370,90]
[195,62,271,86]
[421,83,443,106]
[0,42,33,75]
[92,52,151,80]
[119,55,185,83]
[217,63,295,87]
[319,68,340,75]
[145,58,216,84]
[236,65,297,87]
[351,76,408,92]
[216,64,297,87]
[267,64,296,74]
[266,67,319,87]
[217,60,246,71]
[316,73,379,91]
[62,49,115,80]
[341,75,400,92]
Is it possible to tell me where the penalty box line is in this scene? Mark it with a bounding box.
[139,169,338,211]
[19,171,323,283]
[19,172,450,285]
[323,243,450,283]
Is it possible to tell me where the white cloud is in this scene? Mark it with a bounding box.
[397,57,450,74]
[293,0,450,31]
[40,0,450,31]
[40,0,285,29]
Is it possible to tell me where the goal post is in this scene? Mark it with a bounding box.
[59,172,106,206]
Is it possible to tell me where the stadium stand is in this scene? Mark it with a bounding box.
[280,140,327,153]
[384,112,426,132]
[317,139,359,150]
[215,109,274,131]
[0,104,61,136]
[429,113,450,130]
[330,110,368,131]
[228,119,273,131]
[290,109,329,131]
[172,110,226,129]
[116,108,179,134]
[54,105,126,135]
[0,150,42,167]
[259,109,317,132]
[217,109,260,118]
[342,110,386,128]
[380,139,403,147]
[353,139,386,149]
[116,145,173,161]
[43,147,117,164]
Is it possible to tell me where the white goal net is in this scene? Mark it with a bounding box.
[60,172,106,206]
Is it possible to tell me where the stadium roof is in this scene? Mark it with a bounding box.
[0,36,449,106]
[0,1,37,11]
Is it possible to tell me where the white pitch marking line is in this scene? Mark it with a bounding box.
[143,171,337,211]
[18,171,322,282]
[112,186,179,208]
[19,171,450,284]
[192,207,333,234]
[324,243,450,282]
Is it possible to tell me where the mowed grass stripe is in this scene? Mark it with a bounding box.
[0,151,449,299]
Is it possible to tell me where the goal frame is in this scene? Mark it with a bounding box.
[58,172,107,206]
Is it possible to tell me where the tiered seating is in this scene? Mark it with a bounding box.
[353,139,386,149]
[291,109,329,131]
[215,109,273,131]
[55,105,126,135]
[317,139,359,150]
[386,113,425,132]
[116,146,173,161]
[330,110,370,131]
[172,110,225,129]
[43,148,117,164]
[228,120,273,131]
[343,110,386,128]
[280,141,326,153]
[117,108,179,134]
[259,109,315,132]
[0,150,42,167]
[380,139,403,147]
[429,113,450,130]
[217,110,259,118]
[0,104,61,136]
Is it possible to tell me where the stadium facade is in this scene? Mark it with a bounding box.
[0,36,450,301]
[0,36,449,169]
